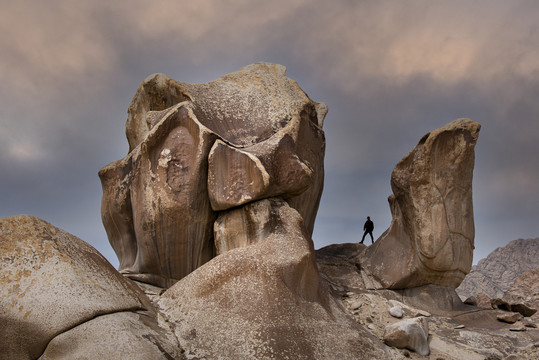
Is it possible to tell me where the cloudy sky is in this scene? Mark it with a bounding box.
[1,0,538,268]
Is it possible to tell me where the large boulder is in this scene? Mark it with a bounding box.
[158,199,389,359]
[362,118,481,289]
[0,215,180,360]
[100,63,327,287]
[383,317,430,356]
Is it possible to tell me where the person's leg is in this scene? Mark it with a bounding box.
[360,231,367,244]
[369,231,374,244]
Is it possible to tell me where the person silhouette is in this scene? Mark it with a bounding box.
[360,216,374,244]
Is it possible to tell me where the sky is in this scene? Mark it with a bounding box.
[1,0,538,268]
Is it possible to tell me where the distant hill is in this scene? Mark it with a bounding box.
[456,238,539,300]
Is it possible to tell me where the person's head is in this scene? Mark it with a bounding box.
[367,216,370,220]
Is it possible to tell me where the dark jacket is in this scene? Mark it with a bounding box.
[364,219,374,232]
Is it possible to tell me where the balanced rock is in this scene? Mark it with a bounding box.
[100,63,327,287]
[158,199,389,359]
[362,118,481,289]
[0,215,180,360]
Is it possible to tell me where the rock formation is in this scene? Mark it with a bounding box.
[99,63,326,288]
[0,215,181,360]
[456,238,539,300]
[158,198,389,359]
[4,63,538,359]
[361,118,481,289]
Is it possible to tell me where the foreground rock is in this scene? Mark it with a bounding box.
[383,317,430,356]
[158,199,389,359]
[0,215,181,360]
[100,63,326,288]
[361,119,481,289]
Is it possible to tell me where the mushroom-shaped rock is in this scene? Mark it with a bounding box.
[0,215,180,360]
[100,63,327,287]
[158,199,389,359]
[362,118,481,289]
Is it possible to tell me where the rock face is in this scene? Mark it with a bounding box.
[158,199,389,359]
[99,63,327,287]
[0,215,181,360]
[456,238,539,300]
[362,119,481,289]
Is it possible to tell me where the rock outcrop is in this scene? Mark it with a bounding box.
[456,238,539,300]
[99,63,326,288]
[361,118,481,289]
[159,198,389,359]
[0,215,181,360]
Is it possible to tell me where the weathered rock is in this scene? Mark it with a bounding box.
[492,298,512,311]
[464,293,493,309]
[100,103,218,288]
[395,284,470,316]
[207,113,322,215]
[389,306,404,318]
[100,63,327,287]
[126,73,192,152]
[502,268,539,315]
[497,312,523,324]
[39,312,182,359]
[0,215,180,360]
[159,199,389,359]
[456,238,539,300]
[315,243,371,292]
[383,317,430,356]
[510,303,537,317]
[362,118,481,289]
[509,323,527,331]
[522,318,537,328]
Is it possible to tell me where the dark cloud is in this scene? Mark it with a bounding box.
[1,0,538,268]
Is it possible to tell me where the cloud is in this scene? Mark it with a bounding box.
[0,0,538,268]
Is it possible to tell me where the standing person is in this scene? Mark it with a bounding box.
[360,216,374,244]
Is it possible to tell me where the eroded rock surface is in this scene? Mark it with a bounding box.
[158,199,389,359]
[362,118,481,289]
[100,63,326,288]
[0,215,181,360]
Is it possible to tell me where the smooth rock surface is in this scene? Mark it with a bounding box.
[362,118,481,289]
[389,306,404,318]
[100,103,218,288]
[0,215,178,360]
[159,199,389,359]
